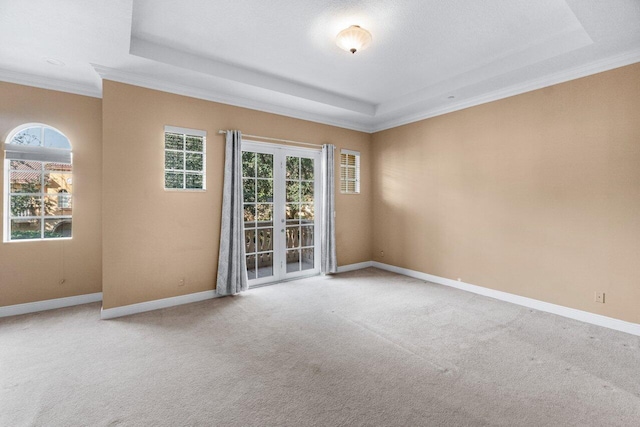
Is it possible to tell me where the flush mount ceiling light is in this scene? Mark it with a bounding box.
[336,25,372,54]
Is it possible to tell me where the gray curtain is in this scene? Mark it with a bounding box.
[321,144,337,274]
[216,130,248,296]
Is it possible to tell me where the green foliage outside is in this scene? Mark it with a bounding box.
[8,137,73,240]
[10,230,41,240]
[164,133,205,189]
[10,179,56,217]
[10,229,68,240]
[242,152,315,224]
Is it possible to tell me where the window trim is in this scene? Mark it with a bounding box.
[3,123,73,243]
[163,125,207,192]
[340,149,360,194]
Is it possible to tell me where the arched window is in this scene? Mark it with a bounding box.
[4,124,73,241]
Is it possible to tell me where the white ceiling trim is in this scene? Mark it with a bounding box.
[2,51,638,135]
[376,24,593,116]
[130,37,377,116]
[0,68,101,99]
[372,49,640,133]
[91,64,373,133]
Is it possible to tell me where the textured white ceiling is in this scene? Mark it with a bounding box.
[1,0,639,132]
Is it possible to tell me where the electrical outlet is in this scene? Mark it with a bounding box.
[179,278,185,287]
[380,251,385,257]
[595,292,605,303]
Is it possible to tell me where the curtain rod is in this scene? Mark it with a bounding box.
[217,130,322,148]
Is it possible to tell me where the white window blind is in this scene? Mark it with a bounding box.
[340,149,360,194]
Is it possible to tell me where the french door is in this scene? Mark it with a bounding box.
[242,141,321,286]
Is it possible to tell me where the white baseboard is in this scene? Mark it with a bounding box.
[100,290,218,320]
[0,292,103,318]
[7,263,637,337]
[337,261,374,273]
[372,261,640,337]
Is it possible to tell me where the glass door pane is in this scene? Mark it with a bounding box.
[241,143,320,286]
[284,155,315,275]
[242,150,275,281]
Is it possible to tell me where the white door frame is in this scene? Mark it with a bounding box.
[242,140,322,286]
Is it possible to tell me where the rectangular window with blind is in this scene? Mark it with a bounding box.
[164,126,206,190]
[340,149,360,194]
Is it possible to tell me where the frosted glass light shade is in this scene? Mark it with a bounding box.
[336,25,372,54]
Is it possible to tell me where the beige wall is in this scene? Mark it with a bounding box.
[4,63,638,326]
[372,63,640,324]
[0,82,102,307]
[102,81,372,309]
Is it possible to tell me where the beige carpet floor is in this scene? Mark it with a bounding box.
[1,268,639,426]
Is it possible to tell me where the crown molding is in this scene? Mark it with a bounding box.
[95,48,640,135]
[4,49,639,135]
[372,49,640,132]
[92,64,374,133]
[376,23,593,117]
[0,68,101,98]
[130,37,376,116]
